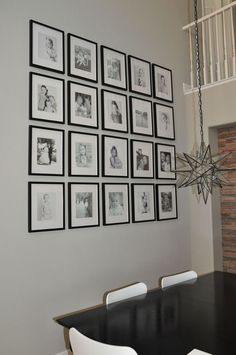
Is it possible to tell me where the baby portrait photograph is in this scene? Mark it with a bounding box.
[103,183,130,225]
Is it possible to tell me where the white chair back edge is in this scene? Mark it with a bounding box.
[69,327,138,355]
[106,282,147,305]
[161,270,198,289]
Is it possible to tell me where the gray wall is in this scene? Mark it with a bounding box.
[185,79,236,275]
[0,1,190,354]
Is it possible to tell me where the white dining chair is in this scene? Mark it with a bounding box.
[187,349,212,355]
[69,327,138,355]
[161,270,198,289]
[105,282,147,305]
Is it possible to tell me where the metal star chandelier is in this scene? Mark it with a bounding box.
[175,0,232,204]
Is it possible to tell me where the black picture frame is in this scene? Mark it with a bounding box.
[68,81,98,129]
[29,72,65,124]
[152,64,173,103]
[131,183,156,223]
[29,125,64,176]
[128,55,152,96]
[29,20,65,74]
[101,46,127,90]
[102,183,130,226]
[131,139,154,179]
[68,183,100,229]
[28,181,65,232]
[156,143,176,180]
[101,89,128,133]
[102,135,129,177]
[68,131,99,177]
[156,184,178,221]
[67,33,98,82]
[154,103,175,140]
[130,96,153,137]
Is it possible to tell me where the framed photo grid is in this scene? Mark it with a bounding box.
[130,96,153,136]
[154,103,175,140]
[156,184,178,221]
[101,46,127,90]
[68,183,100,228]
[30,72,65,124]
[102,183,130,226]
[29,125,64,176]
[156,143,176,180]
[28,20,179,230]
[102,135,128,177]
[30,20,65,73]
[28,182,65,232]
[128,55,152,96]
[131,184,156,223]
[102,90,128,133]
[68,33,97,82]
[68,131,99,177]
[68,81,98,128]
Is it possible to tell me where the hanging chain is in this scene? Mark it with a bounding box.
[194,0,205,149]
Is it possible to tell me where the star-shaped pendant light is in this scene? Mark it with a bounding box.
[176,142,232,203]
[175,0,233,204]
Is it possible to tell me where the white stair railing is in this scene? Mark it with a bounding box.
[183,1,236,92]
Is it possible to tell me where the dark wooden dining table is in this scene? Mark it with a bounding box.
[55,271,236,355]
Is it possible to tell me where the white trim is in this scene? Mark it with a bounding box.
[183,74,236,95]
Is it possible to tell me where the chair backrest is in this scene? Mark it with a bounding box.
[105,282,147,305]
[161,270,197,289]
[69,327,138,355]
[187,349,212,355]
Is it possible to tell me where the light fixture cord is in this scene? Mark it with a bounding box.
[194,0,205,151]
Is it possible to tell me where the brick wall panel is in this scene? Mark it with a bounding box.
[218,126,236,274]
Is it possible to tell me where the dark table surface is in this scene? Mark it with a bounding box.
[55,271,236,355]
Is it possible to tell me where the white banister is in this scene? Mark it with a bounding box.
[201,0,205,17]
[189,27,194,88]
[230,7,236,75]
[222,10,229,78]
[202,20,208,84]
[183,1,236,30]
[183,1,236,92]
[208,18,214,83]
[215,13,222,81]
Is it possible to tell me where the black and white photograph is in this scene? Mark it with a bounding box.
[130,97,153,136]
[30,20,64,73]
[29,126,64,176]
[156,184,177,220]
[131,140,154,178]
[152,64,173,102]
[102,183,130,226]
[68,34,97,82]
[69,131,99,176]
[156,143,176,179]
[102,90,128,133]
[30,72,65,124]
[102,135,128,177]
[68,81,98,128]
[128,56,152,96]
[131,184,156,223]
[68,183,99,228]
[101,46,127,90]
[154,103,175,140]
[28,182,65,232]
